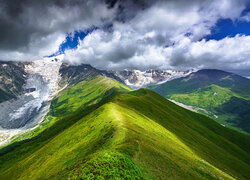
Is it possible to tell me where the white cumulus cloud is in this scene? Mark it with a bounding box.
[64,0,250,76]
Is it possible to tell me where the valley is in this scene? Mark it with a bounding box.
[149,69,250,134]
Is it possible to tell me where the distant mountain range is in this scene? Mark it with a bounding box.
[148,69,250,134]
[55,63,194,89]
[103,69,194,89]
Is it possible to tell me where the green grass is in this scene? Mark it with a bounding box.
[50,75,131,117]
[3,75,131,145]
[168,84,249,109]
[148,71,250,134]
[57,151,143,179]
[0,75,250,179]
[160,84,250,133]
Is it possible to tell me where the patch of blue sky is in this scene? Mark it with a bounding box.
[206,8,250,40]
[47,26,98,57]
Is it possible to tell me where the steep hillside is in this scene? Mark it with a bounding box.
[59,63,124,87]
[149,69,250,133]
[0,75,249,179]
[0,62,27,103]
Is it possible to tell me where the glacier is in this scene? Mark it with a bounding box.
[0,57,62,146]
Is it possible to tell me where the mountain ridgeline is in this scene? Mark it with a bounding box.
[59,63,124,87]
[0,66,249,179]
[148,69,250,133]
[103,69,194,89]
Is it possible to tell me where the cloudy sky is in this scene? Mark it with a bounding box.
[0,0,250,76]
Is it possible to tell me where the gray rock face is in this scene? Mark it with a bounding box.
[59,63,101,86]
[0,59,62,130]
[0,73,49,129]
[0,62,27,103]
[59,63,126,86]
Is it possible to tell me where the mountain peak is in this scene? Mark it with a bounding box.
[197,69,232,74]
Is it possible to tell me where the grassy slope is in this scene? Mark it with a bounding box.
[216,97,250,133]
[149,70,250,133]
[170,85,236,109]
[0,75,250,179]
[114,90,250,179]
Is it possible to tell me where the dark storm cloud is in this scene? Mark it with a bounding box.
[112,0,157,22]
[0,0,160,51]
[0,0,113,51]
[0,0,159,60]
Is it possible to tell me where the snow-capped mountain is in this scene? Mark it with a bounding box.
[106,69,195,89]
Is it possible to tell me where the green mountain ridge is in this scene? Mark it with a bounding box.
[0,74,250,179]
[148,69,250,134]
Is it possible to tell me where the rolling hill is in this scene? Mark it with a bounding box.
[148,69,250,134]
[0,74,250,179]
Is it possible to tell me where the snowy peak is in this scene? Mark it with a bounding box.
[108,69,194,89]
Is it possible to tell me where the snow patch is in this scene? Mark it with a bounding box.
[119,69,195,89]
